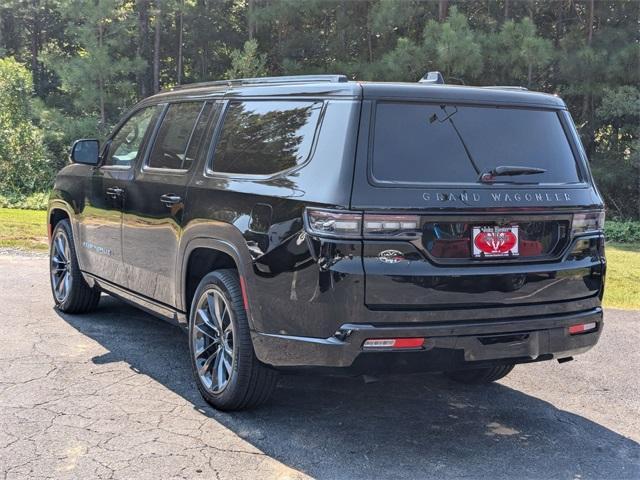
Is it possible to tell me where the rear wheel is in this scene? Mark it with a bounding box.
[188,269,278,411]
[49,220,101,313]
[444,364,515,384]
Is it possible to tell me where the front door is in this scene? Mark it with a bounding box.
[122,101,220,307]
[77,105,161,286]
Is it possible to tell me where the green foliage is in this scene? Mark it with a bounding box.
[0,57,53,197]
[605,221,640,244]
[423,7,483,81]
[0,0,637,218]
[0,192,49,210]
[225,39,268,79]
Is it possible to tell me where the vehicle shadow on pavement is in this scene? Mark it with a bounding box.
[57,295,639,480]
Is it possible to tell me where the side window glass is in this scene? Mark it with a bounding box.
[147,102,205,170]
[210,100,323,175]
[104,106,159,167]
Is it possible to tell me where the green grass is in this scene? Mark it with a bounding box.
[0,208,638,309]
[0,208,48,251]
[603,243,640,310]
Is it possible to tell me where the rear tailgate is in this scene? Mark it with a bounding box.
[351,88,605,311]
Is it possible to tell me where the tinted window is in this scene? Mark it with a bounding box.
[147,102,207,170]
[372,102,581,185]
[105,106,159,167]
[211,100,323,175]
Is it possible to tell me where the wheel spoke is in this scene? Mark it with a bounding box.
[216,352,226,388]
[195,341,218,358]
[63,271,71,295]
[198,347,219,376]
[222,352,232,376]
[55,237,66,262]
[214,294,226,331]
[196,309,219,338]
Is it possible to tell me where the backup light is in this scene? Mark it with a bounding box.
[363,214,420,237]
[363,338,425,350]
[568,322,597,335]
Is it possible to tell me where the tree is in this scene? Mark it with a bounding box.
[225,39,267,79]
[0,57,52,197]
[42,0,145,127]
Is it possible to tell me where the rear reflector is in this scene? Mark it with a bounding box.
[363,338,424,350]
[568,322,597,335]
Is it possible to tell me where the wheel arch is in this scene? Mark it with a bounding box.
[179,236,259,331]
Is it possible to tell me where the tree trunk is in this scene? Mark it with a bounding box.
[366,1,373,64]
[136,0,151,98]
[98,21,106,126]
[177,0,183,85]
[438,0,448,21]
[248,0,255,40]
[153,0,161,93]
[587,0,595,45]
[504,0,510,20]
[30,0,40,95]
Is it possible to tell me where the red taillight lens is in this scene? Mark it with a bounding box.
[362,338,425,350]
[568,322,597,335]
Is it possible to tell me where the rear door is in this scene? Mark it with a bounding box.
[352,97,604,311]
[122,100,221,306]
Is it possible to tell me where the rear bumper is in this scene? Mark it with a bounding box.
[251,307,603,372]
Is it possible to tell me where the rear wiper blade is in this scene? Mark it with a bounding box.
[479,165,547,183]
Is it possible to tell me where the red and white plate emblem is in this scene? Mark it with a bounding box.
[472,226,519,257]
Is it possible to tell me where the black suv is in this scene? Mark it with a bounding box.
[48,74,606,410]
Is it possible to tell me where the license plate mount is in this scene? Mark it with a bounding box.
[472,225,519,258]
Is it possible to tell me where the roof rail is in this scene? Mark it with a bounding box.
[170,74,348,91]
[481,86,528,91]
[418,71,445,85]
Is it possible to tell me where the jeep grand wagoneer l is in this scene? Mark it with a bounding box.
[48,73,606,410]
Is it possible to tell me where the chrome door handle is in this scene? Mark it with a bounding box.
[160,193,182,206]
[106,187,124,198]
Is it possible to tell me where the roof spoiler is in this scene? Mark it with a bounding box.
[418,71,445,85]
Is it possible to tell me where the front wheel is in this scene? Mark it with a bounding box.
[188,269,278,411]
[444,364,515,384]
[49,220,101,313]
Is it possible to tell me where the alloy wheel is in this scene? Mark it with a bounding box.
[51,230,72,303]
[192,287,235,394]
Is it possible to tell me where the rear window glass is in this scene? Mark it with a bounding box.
[147,102,205,170]
[211,100,323,175]
[371,102,581,185]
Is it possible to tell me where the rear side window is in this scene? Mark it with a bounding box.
[211,100,323,175]
[147,102,207,170]
[371,102,581,185]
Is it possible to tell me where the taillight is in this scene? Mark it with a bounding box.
[304,208,423,239]
[572,211,605,236]
[363,214,420,238]
[304,208,362,238]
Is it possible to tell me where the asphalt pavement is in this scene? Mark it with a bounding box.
[0,254,638,479]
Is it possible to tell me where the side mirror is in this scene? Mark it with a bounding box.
[70,139,100,165]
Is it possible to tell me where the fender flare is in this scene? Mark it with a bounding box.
[178,229,261,331]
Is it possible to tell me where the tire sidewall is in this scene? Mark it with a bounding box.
[188,271,250,407]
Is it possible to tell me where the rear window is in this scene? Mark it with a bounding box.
[211,100,323,175]
[371,102,581,185]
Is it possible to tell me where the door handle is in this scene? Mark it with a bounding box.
[106,187,124,198]
[160,193,182,206]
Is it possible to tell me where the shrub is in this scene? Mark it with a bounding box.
[605,220,640,244]
[0,192,49,210]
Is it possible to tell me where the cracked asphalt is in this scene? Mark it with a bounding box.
[1,254,639,480]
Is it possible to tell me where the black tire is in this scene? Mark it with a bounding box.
[188,269,278,411]
[444,364,515,384]
[49,219,101,314]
